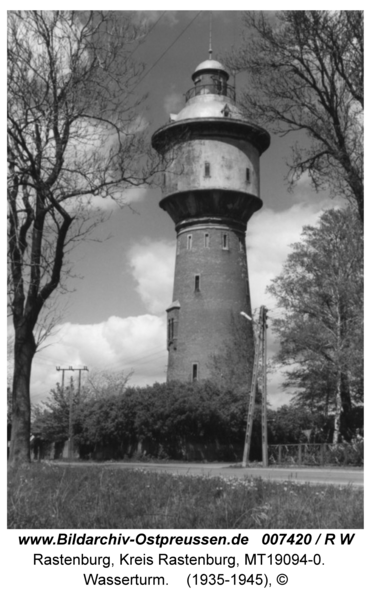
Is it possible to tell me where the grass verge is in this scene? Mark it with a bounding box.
[8,463,363,529]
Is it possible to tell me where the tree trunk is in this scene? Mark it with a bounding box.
[333,300,344,444]
[9,324,36,465]
[340,372,352,440]
[333,368,342,444]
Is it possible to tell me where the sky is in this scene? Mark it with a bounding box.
[8,9,345,409]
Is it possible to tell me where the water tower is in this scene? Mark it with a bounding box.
[152,56,270,386]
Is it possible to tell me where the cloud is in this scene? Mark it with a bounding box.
[30,238,176,403]
[124,115,150,135]
[136,11,180,28]
[163,91,184,115]
[31,314,167,404]
[83,187,150,211]
[128,239,176,314]
[247,201,339,311]
[267,369,293,409]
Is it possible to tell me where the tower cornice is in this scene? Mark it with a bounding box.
[152,117,270,156]
[159,188,262,230]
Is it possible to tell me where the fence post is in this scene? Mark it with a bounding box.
[320,443,325,466]
[298,444,302,465]
[278,445,282,465]
[344,445,348,466]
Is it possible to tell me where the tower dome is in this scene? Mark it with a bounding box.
[192,59,229,82]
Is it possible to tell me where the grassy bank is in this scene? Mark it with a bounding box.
[8,464,363,529]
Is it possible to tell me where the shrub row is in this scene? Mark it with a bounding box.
[31,381,363,463]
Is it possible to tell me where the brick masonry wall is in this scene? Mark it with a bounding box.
[167,219,254,384]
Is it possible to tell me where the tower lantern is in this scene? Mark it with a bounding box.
[152,56,270,386]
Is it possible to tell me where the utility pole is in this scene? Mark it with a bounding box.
[241,307,262,467]
[56,365,88,459]
[261,307,269,467]
[240,306,269,467]
[56,365,75,393]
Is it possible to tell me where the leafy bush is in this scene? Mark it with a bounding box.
[326,440,364,466]
[31,379,363,463]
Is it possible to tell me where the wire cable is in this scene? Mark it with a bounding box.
[126,11,166,61]
[140,12,167,46]
[132,11,202,91]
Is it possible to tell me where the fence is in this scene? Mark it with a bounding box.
[269,442,363,467]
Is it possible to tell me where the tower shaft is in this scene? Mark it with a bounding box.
[167,216,254,384]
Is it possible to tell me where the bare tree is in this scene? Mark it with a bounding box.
[7,10,163,465]
[227,11,363,222]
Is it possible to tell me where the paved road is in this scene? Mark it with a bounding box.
[54,461,364,487]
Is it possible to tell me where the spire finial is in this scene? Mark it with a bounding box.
[208,12,213,59]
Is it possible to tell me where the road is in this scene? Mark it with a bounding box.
[54,461,364,487]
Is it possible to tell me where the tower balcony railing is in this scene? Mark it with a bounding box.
[185,83,236,103]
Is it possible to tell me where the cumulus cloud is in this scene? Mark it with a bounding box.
[247,201,339,310]
[124,114,150,135]
[128,240,176,314]
[29,239,173,404]
[31,314,167,404]
[163,91,184,116]
[57,111,151,214]
[136,11,180,28]
[83,187,150,211]
[267,369,293,409]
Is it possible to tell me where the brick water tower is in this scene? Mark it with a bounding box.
[152,56,270,387]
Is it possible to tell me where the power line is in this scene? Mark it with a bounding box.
[125,11,166,62]
[29,347,167,401]
[139,12,166,47]
[122,351,166,369]
[132,11,202,91]
[33,354,62,367]
[56,366,88,458]
[34,341,166,374]
[98,345,166,372]
[29,349,166,400]
[31,389,53,402]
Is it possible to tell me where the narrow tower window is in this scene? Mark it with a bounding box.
[246,168,250,182]
[222,233,229,250]
[239,238,244,252]
[187,234,192,250]
[195,275,200,292]
[204,233,210,248]
[163,173,166,186]
[192,363,198,382]
[204,162,211,177]
[166,303,180,350]
[168,318,174,343]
